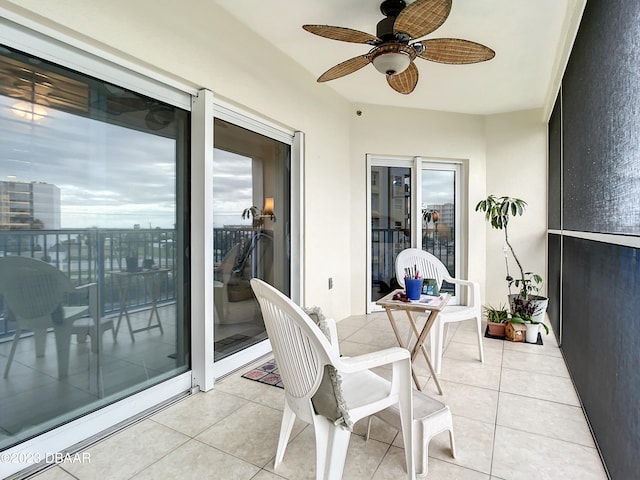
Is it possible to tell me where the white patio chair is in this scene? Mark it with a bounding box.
[395,248,483,374]
[0,256,114,378]
[250,278,415,480]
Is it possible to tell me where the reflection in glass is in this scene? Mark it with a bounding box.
[422,169,456,292]
[370,166,411,302]
[213,119,290,361]
[0,45,189,450]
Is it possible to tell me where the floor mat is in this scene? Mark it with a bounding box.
[214,334,253,356]
[241,359,283,389]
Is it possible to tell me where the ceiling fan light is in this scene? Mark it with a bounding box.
[372,51,411,76]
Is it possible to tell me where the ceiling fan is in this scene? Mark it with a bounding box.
[303,0,495,94]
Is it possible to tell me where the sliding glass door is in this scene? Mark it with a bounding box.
[368,156,462,311]
[212,118,291,366]
[0,43,190,452]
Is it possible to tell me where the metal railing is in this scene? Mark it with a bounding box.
[371,227,456,295]
[0,228,177,338]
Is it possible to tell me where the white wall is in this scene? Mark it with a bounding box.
[2,0,549,319]
[484,109,548,307]
[348,104,488,314]
[348,105,548,314]
[3,0,356,319]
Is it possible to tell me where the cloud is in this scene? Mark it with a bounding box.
[2,97,178,228]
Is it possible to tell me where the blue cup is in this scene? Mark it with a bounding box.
[405,278,423,300]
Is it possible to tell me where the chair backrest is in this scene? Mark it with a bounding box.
[0,256,74,320]
[250,278,336,422]
[395,248,451,289]
[219,244,241,284]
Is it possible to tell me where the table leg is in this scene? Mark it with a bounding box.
[114,280,136,342]
[384,307,423,391]
[405,310,443,395]
[146,275,164,334]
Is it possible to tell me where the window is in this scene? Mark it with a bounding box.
[0,44,190,451]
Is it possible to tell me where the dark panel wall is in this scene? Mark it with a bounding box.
[550,1,640,479]
[562,237,640,480]
[548,94,562,231]
[562,0,640,235]
[547,233,561,343]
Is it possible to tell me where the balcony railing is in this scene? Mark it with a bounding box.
[371,227,456,294]
[0,228,177,338]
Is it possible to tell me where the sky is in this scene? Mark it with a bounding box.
[1,96,258,230]
[212,149,253,228]
[2,96,178,229]
[2,94,451,231]
[421,169,454,207]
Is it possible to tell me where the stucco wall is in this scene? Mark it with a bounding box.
[1,0,549,319]
[2,0,357,319]
[349,105,548,313]
[484,109,548,307]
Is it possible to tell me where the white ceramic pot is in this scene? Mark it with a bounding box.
[525,323,540,343]
[508,294,548,324]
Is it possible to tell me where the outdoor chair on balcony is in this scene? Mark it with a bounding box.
[0,256,114,378]
[395,248,484,374]
[250,278,415,480]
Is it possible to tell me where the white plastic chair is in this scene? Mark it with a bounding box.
[250,278,415,480]
[395,248,483,374]
[0,256,114,378]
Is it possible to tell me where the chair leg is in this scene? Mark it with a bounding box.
[413,421,427,477]
[398,360,415,480]
[3,329,21,378]
[33,328,47,357]
[449,427,457,458]
[53,324,73,378]
[274,401,296,469]
[430,320,445,375]
[475,315,485,364]
[313,415,351,480]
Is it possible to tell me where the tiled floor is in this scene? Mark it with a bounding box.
[30,312,608,480]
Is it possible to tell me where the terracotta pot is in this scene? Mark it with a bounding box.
[487,321,506,338]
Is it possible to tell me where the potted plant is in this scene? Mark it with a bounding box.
[242,204,275,229]
[475,195,549,322]
[509,301,549,343]
[483,304,509,338]
[242,206,264,229]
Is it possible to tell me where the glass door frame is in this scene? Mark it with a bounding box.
[0,14,195,478]
[208,102,303,381]
[366,155,463,313]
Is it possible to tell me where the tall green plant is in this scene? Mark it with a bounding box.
[475,195,538,297]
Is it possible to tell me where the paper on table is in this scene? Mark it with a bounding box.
[411,294,445,307]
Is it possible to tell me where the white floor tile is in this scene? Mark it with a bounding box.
[24,312,606,480]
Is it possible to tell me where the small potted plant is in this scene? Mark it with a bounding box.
[483,304,509,338]
[509,297,549,343]
[242,206,265,229]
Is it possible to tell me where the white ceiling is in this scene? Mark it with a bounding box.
[214,0,584,116]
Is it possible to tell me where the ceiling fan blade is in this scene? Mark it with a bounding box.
[394,0,452,39]
[317,55,371,82]
[387,62,419,94]
[303,25,380,44]
[417,38,496,64]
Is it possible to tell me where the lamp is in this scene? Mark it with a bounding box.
[372,51,411,76]
[370,43,416,76]
[262,197,275,220]
[11,101,47,121]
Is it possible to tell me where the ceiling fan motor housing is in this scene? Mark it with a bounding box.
[380,0,406,17]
